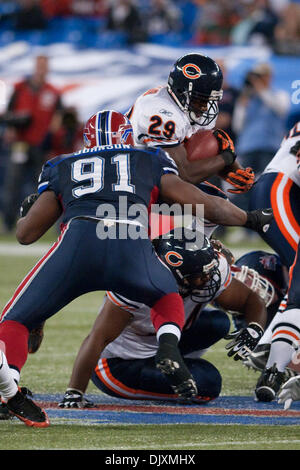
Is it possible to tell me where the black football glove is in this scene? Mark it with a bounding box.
[244,208,273,233]
[290,140,300,156]
[225,323,264,361]
[58,389,95,408]
[19,193,39,218]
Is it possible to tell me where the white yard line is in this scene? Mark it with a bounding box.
[0,242,52,257]
[0,242,249,259]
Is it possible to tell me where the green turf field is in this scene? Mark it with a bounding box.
[1,233,300,451]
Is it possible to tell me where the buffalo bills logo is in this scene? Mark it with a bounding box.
[119,124,133,144]
[259,254,278,271]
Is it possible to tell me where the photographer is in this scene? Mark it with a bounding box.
[0,55,62,233]
[231,62,290,210]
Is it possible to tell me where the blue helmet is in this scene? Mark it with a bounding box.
[153,229,221,303]
[234,250,288,307]
[167,53,223,126]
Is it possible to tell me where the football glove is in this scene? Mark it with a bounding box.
[290,140,300,157]
[225,167,255,193]
[244,208,273,233]
[210,239,235,265]
[225,323,264,361]
[278,375,300,410]
[19,193,39,218]
[213,129,237,166]
[58,389,95,408]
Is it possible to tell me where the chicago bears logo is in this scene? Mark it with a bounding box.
[182,63,202,80]
[165,251,183,267]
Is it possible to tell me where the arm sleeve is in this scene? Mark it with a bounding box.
[37,161,59,196]
[153,148,179,182]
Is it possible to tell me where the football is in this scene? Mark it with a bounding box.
[184,130,219,161]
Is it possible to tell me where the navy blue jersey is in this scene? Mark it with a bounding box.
[38,144,178,224]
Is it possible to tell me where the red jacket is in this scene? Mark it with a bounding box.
[10,79,61,146]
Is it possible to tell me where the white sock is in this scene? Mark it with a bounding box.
[266,341,296,372]
[266,308,300,372]
[0,351,18,402]
[156,323,181,343]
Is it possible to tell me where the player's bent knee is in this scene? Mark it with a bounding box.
[187,358,222,399]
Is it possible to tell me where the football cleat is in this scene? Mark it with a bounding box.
[172,378,198,402]
[244,344,298,381]
[28,322,45,353]
[6,389,50,428]
[155,343,198,400]
[0,402,12,420]
[255,364,286,402]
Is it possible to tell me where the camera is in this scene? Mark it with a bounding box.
[243,71,261,89]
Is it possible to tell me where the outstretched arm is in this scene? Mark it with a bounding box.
[160,173,272,232]
[160,173,257,227]
[65,298,131,395]
[216,278,267,328]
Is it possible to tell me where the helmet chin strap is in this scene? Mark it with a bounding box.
[189,100,219,126]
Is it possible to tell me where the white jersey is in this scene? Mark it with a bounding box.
[100,253,231,361]
[263,121,300,187]
[127,86,216,148]
[127,86,221,238]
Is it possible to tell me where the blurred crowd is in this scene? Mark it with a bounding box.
[0,0,299,50]
[0,0,299,232]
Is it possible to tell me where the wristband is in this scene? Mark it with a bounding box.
[220,150,236,166]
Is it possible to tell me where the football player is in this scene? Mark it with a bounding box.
[58,229,267,408]
[232,250,289,331]
[126,53,255,193]
[247,122,300,402]
[229,250,292,375]
[278,375,300,409]
[249,122,300,268]
[0,110,272,427]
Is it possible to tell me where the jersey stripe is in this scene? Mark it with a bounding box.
[271,173,299,251]
[95,359,175,399]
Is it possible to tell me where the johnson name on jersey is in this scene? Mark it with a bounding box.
[37,144,178,225]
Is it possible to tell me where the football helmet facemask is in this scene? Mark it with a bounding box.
[231,265,275,307]
[153,229,221,303]
[83,110,134,148]
[234,250,288,305]
[167,53,223,126]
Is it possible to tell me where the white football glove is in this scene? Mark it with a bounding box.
[278,375,300,410]
[225,323,264,361]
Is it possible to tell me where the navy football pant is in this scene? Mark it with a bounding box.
[1,219,178,331]
[249,172,300,268]
[91,309,230,402]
